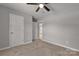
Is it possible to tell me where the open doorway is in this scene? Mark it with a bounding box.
[32,16,43,41]
[32,16,39,41]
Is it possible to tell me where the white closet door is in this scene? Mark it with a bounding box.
[9,14,24,47]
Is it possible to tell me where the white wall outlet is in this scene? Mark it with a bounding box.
[65,41,69,44]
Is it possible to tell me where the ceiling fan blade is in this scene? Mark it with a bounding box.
[44,3,49,4]
[27,3,39,5]
[36,7,40,12]
[44,5,50,11]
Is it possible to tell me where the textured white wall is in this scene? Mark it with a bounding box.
[32,22,39,40]
[39,4,79,50]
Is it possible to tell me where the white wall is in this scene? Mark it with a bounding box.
[32,22,39,40]
[40,4,79,50]
[0,5,9,49]
[0,5,32,49]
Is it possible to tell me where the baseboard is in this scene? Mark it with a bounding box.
[23,41,32,45]
[13,41,32,47]
[0,41,32,51]
[41,39,79,52]
[0,47,11,51]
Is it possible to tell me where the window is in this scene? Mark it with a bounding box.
[39,23,43,39]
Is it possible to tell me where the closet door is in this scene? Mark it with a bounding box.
[9,14,24,47]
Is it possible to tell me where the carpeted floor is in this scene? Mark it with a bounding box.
[0,39,79,56]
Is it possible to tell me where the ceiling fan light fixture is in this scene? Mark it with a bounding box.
[39,4,44,8]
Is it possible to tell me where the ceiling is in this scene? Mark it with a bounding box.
[0,3,79,19]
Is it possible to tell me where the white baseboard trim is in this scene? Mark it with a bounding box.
[41,39,79,52]
[23,41,32,45]
[0,41,32,51]
[0,47,11,51]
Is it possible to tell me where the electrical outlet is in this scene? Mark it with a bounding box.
[65,41,69,44]
[64,48,71,51]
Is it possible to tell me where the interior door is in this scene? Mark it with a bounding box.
[9,13,24,47]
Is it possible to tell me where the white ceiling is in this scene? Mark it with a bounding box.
[0,3,79,19]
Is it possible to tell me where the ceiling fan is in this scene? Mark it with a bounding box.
[27,3,50,12]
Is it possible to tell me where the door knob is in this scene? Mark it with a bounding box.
[11,32,13,34]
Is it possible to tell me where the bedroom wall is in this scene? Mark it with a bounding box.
[40,3,79,51]
[32,22,39,40]
[0,5,32,49]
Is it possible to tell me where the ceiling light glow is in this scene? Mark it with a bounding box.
[39,4,44,8]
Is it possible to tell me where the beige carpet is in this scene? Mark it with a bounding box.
[0,39,79,56]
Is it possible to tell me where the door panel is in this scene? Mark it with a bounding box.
[9,14,24,47]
